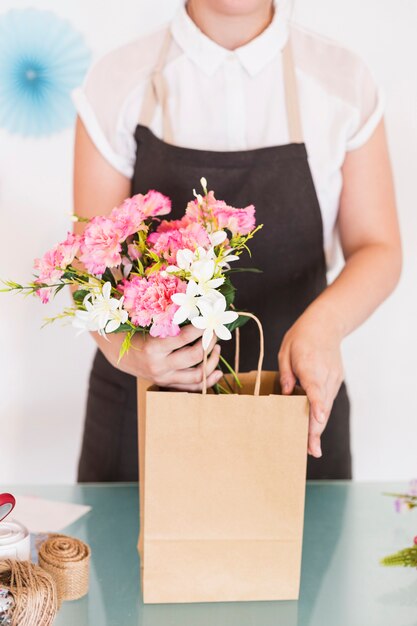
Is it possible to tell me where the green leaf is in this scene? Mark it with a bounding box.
[72,289,89,305]
[225,313,250,333]
[53,283,67,295]
[219,278,236,307]
[226,267,263,274]
[137,259,145,275]
[118,330,134,362]
[380,546,417,568]
[0,280,23,292]
[112,323,140,333]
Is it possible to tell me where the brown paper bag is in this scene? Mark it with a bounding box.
[137,314,309,604]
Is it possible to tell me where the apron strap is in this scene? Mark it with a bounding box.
[138,28,174,143]
[282,39,303,143]
[138,29,304,145]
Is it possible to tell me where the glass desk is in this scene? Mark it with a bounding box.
[5,482,416,626]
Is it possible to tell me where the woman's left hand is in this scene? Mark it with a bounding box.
[278,311,344,458]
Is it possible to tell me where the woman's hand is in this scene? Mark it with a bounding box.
[279,120,402,459]
[72,117,223,392]
[96,324,223,391]
[278,310,344,458]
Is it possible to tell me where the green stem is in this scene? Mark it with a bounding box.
[219,354,242,389]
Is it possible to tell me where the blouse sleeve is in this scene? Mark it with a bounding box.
[345,57,385,151]
[71,39,153,179]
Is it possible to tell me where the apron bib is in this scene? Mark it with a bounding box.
[78,30,352,482]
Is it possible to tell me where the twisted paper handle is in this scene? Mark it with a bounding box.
[202,312,264,396]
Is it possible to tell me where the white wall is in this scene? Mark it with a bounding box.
[0,0,415,483]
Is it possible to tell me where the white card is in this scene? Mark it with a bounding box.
[10,495,91,533]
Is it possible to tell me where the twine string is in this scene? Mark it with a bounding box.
[0,559,57,626]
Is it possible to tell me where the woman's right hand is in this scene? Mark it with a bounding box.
[73,118,223,392]
[95,324,223,391]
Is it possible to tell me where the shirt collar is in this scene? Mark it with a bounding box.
[170,1,290,77]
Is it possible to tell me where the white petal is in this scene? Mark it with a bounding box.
[191,316,207,330]
[171,293,187,305]
[98,312,110,329]
[166,265,180,273]
[222,255,239,263]
[205,277,225,290]
[213,296,227,313]
[187,305,200,320]
[215,324,232,341]
[202,328,213,351]
[205,289,224,303]
[209,230,227,246]
[222,310,239,324]
[109,298,120,311]
[177,248,193,269]
[196,298,214,317]
[194,246,206,259]
[102,282,112,299]
[193,259,215,282]
[173,307,189,325]
[106,319,121,333]
[187,279,199,296]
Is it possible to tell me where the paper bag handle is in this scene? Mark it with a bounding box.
[202,312,264,396]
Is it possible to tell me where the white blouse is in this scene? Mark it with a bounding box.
[71,1,384,267]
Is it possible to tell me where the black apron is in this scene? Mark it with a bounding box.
[78,29,352,483]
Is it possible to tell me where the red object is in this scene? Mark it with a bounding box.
[0,493,16,523]
[414,536,417,545]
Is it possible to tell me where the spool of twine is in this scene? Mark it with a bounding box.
[0,559,57,626]
[38,534,90,603]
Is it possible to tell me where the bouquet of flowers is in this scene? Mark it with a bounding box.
[2,178,262,385]
[381,480,417,569]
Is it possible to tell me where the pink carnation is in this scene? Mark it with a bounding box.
[34,249,64,286]
[37,287,53,304]
[153,216,191,233]
[79,216,122,275]
[141,190,171,218]
[121,272,186,337]
[34,232,80,283]
[34,232,81,302]
[147,219,210,263]
[186,191,255,235]
[110,199,146,241]
[215,204,255,235]
[109,191,171,241]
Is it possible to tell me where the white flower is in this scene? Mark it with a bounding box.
[193,189,204,205]
[209,230,227,247]
[216,248,239,268]
[166,248,194,274]
[171,280,201,324]
[194,246,215,261]
[190,257,224,295]
[72,281,128,336]
[191,296,238,350]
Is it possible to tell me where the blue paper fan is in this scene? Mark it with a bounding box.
[0,8,91,136]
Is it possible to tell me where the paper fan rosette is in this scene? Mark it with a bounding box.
[0,8,90,136]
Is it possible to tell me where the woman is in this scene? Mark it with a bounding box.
[72,0,401,482]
